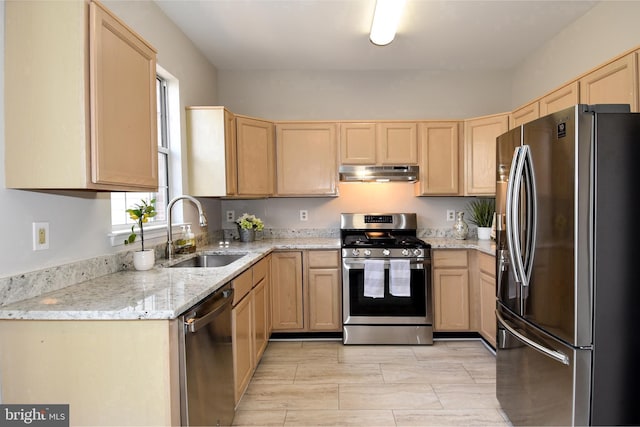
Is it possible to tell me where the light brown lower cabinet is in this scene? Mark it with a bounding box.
[432,249,497,346]
[478,257,497,347]
[232,286,253,405]
[306,250,342,331]
[271,250,341,332]
[232,255,272,405]
[271,251,304,330]
[432,249,470,331]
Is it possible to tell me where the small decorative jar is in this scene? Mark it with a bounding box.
[453,212,469,240]
[238,227,255,243]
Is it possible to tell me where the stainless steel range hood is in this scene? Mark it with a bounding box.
[339,165,419,182]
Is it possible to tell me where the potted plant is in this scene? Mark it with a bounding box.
[235,213,264,242]
[467,198,495,240]
[125,198,157,270]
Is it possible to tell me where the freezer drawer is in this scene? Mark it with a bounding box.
[496,307,591,426]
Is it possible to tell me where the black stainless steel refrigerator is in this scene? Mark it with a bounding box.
[495,104,640,426]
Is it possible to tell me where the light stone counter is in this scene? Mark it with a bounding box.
[424,238,496,256]
[0,238,339,321]
[0,236,494,321]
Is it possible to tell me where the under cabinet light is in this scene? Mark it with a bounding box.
[369,0,407,46]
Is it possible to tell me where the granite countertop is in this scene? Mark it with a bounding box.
[0,237,495,321]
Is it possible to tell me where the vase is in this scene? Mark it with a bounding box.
[452,212,469,240]
[133,249,155,271]
[238,227,255,243]
[477,226,492,240]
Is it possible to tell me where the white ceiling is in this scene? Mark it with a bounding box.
[154,0,598,71]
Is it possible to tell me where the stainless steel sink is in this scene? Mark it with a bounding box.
[169,254,244,268]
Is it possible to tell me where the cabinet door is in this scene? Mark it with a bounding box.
[236,116,275,196]
[376,122,418,165]
[253,279,269,361]
[416,122,460,195]
[232,293,253,404]
[276,122,338,196]
[340,123,377,164]
[579,53,638,111]
[479,271,497,347]
[90,2,158,188]
[510,102,539,129]
[464,113,509,195]
[271,252,304,330]
[308,268,341,331]
[539,81,580,116]
[433,268,470,331]
[185,107,233,197]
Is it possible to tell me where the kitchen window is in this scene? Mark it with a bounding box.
[109,71,175,245]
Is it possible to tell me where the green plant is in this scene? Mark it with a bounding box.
[124,198,157,251]
[467,198,495,227]
[236,213,264,231]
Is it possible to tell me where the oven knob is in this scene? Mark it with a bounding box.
[352,249,360,257]
[402,249,410,256]
[364,249,372,257]
[413,249,422,256]
[382,249,390,256]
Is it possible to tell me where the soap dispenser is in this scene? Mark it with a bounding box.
[185,225,196,253]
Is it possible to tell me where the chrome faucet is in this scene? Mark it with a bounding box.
[166,195,208,259]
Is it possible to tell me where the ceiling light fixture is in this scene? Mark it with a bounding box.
[369,0,407,46]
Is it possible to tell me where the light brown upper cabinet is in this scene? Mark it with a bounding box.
[275,122,338,196]
[415,121,461,196]
[579,52,638,111]
[376,122,418,164]
[5,1,158,190]
[236,116,275,197]
[464,113,509,196]
[186,107,237,197]
[340,123,377,164]
[539,81,580,116]
[339,122,418,165]
[509,102,539,130]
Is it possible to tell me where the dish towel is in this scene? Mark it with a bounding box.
[363,259,385,298]
[389,259,411,297]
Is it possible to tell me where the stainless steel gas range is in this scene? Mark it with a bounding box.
[341,213,433,345]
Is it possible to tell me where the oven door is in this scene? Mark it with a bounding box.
[342,257,432,325]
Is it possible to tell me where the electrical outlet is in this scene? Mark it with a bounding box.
[226,210,235,222]
[33,222,49,251]
[446,210,456,222]
[299,210,308,221]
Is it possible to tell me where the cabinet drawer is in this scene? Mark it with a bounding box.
[478,253,495,276]
[232,268,253,305]
[307,250,339,268]
[253,257,268,286]
[433,250,468,268]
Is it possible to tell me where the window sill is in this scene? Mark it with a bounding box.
[109,223,188,247]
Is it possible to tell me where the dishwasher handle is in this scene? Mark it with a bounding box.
[185,288,234,333]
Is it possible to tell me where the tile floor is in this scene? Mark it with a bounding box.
[233,339,510,426]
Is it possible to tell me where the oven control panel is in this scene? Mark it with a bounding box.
[343,248,425,258]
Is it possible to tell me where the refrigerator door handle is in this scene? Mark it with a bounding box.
[507,146,528,286]
[496,310,570,365]
[506,147,524,284]
[522,145,538,285]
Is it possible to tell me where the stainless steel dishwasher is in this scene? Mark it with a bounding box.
[179,283,235,426]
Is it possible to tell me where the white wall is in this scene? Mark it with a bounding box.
[0,1,218,278]
[221,185,473,233]
[218,69,513,120]
[511,1,640,107]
